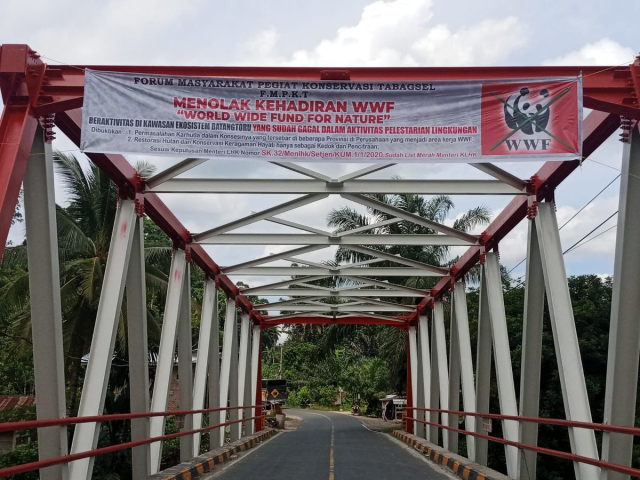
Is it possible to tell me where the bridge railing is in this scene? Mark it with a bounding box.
[0,404,265,478]
[404,407,640,477]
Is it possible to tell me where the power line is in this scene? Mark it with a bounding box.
[565,224,617,254]
[562,211,618,254]
[507,173,621,274]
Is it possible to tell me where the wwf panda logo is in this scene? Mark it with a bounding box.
[504,87,550,135]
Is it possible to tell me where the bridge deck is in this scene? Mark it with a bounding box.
[204,409,450,479]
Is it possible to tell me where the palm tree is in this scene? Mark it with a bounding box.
[325,188,492,389]
[0,152,170,413]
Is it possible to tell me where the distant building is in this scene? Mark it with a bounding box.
[0,395,36,452]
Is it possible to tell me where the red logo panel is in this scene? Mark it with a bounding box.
[481,80,580,156]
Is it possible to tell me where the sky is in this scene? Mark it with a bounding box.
[2,0,639,293]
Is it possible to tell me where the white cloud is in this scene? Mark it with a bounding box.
[544,38,635,66]
[242,0,527,67]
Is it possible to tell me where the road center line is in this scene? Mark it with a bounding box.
[329,424,335,480]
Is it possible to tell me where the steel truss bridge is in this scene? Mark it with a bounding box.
[0,44,639,479]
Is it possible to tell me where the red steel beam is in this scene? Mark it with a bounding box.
[25,60,640,119]
[0,104,38,259]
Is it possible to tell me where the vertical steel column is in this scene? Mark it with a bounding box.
[228,318,240,442]
[218,300,237,446]
[475,267,492,466]
[535,202,599,480]
[484,253,519,478]
[453,284,477,461]
[69,199,137,480]
[126,216,150,479]
[249,324,261,435]
[518,220,545,480]
[233,313,251,440]
[406,334,414,435]
[193,278,217,456]
[23,126,68,480]
[149,249,187,474]
[433,301,450,449]
[207,288,221,449]
[448,297,460,454]
[429,314,441,443]
[178,262,193,462]
[415,324,426,438]
[253,327,263,433]
[243,327,253,436]
[600,126,640,480]
[408,325,418,434]
[418,315,432,441]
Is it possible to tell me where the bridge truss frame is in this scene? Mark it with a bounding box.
[0,43,639,479]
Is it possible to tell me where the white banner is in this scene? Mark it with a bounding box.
[81,69,582,163]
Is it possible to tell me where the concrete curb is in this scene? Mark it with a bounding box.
[148,429,278,480]
[392,430,507,480]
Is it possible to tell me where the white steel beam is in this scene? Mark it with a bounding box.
[336,258,386,269]
[243,327,253,437]
[484,253,519,478]
[193,279,217,456]
[249,325,261,436]
[198,233,472,246]
[248,289,424,297]
[600,127,640,480]
[271,161,332,181]
[418,315,432,441]
[178,263,194,462]
[263,216,331,235]
[471,163,527,191]
[282,257,328,269]
[234,314,251,440]
[336,218,401,236]
[536,203,599,480]
[218,300,237,446]
[415,329,426,438]
[448,295,460,453]
[240,275,329,293]
[349,297,413,309]
[260,304,415,312]
[222,245,327,272]
[151,179,524,195]
[429,314,441,444]
[339,275,430,296]
[69,200,137,480]
[229,267,443,277]
[518,220,545,480]
[434,301,450,449]
[260,297,326,309]
[228,317,240,442]
[148,250,187,474]
[126,216,150,479]
[453,284,477,461]
[207,288,221,449]
[194,194,328,241]
[23,128,68,480]
[344,245,449,274]
[409,326,419,434]
[342,193,479,243]
[145,157,208,188]
[337,163,395,182]
[475,267,492,466]
[263,312,406,323]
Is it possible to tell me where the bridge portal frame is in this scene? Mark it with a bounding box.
[0,43,639,480]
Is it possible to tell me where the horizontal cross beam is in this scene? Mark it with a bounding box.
[227,267,442,276]
[197,234,473,246]
[150,179,525,195]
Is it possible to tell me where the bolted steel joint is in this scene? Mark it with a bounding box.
[39,114,56,144]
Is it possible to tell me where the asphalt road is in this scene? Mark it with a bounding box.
[204,409,452,479]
